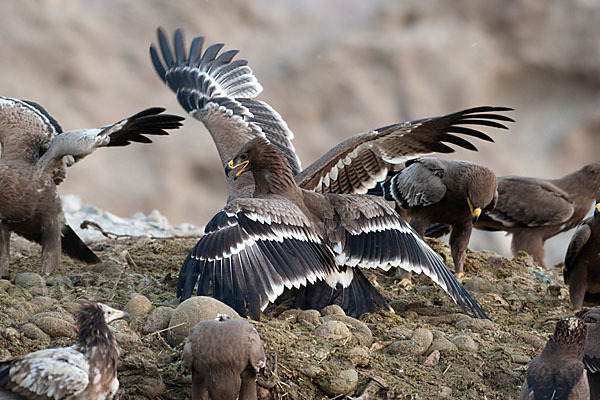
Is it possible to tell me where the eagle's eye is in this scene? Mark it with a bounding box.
[239,153,248,161]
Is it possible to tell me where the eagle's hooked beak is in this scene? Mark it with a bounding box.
[225,159,249,179]
[595,203,600,218]
[467,197,482,224]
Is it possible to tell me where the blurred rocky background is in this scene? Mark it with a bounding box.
[1,0,599,265]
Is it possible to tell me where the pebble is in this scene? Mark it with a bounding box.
[32,296,58,311]
[143,306,175,335]
[321,305,345,316]
[386,328,433,356]
[297,309,323,327]
[14,273,45,289]
[1,327,20,342]
[451,334,479,352]
[30,311,77,338]
[113,320,142,348]
[422,349,440,367]
[278,309,302,321]
[317,368,359,396]
[440,386,453,398]
[125,294,153,318]
[167,296,240,346]
[45,275,72,288]
[455,318,495,332]
[0,279,11,291]
[20,322,50,342]
[513,355,532,364]
[324,315,373,346]
[462,276,498,294]
[314,320,351,340]
[347,347,370,367]
[427,330,458,354]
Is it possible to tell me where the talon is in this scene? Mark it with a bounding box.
[455,272,465,278]
[399,278,412,288]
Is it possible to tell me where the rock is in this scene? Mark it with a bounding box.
[14,273,45,289]
[167,296,240,346]
[45,274,73,288]
[113,320,142,348]
[5,302,37,324]
[455,318,495,332]
[299,365,323,379]
[61,301,83,317]
[440,386,453,398]
[30,311,77,338]
[462,276,498,294]
[347,347,370,367]
[32,296,57,311]
[325,315,373,346]
[142,306,174,335]
[137,376,166,398]
[297,309,323,327]
[6,285,33,300]
[278,309,302,321]
[321,305,345,316]
[451,334,479,352]
[427,331,458,354]
[20,322,50,342]
[513,355,531,364]
[125,294,153,318]
[423,349,440,367]
[386,328,433,356]
[402,311,419,320]
[0,279,11,291]
[1,327,20,342]
[314,320,351,340]
[90,260,123,275]
[317,368,359,396]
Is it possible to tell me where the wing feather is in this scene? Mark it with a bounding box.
[1,346,89,399]
[297,106,512,194]
[177,198,339,318]
[324,194,487,318]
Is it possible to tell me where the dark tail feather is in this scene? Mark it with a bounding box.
[60,225,100,264]
[294,269,392,318]
[424,223,451,238]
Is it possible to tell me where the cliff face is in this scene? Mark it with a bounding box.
[1,0,599,263]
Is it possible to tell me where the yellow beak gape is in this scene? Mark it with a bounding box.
[467,197,482,217]
[228,159,249,176]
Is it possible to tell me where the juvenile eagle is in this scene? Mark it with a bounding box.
[0,302,129,400]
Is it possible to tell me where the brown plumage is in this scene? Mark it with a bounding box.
[564,190,600,311]
[178,137,487,319]
[577,308,600,400]
[0,97,184,278]
[153,28,510,317]
[519,316,589,400]
[474,162,600,269]
[0,302,129,400]
[376,158,498,275]
[182,315,265,400]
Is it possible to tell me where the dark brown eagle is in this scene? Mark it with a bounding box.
[519,316,589,400]
[0,97,184,278]
[151,28,512,318]
[182,314,265,400]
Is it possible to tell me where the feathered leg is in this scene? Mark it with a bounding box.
[40,220,61,275]
[0,223,10,279]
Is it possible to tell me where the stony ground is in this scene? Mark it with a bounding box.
[0,234,576,399]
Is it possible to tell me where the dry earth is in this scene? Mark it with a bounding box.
[0,235,577,399]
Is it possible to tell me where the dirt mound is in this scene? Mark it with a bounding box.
[0,236,574,399]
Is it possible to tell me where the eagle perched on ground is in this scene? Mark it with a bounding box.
[0,97,184,278]
[0,302,129,400]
